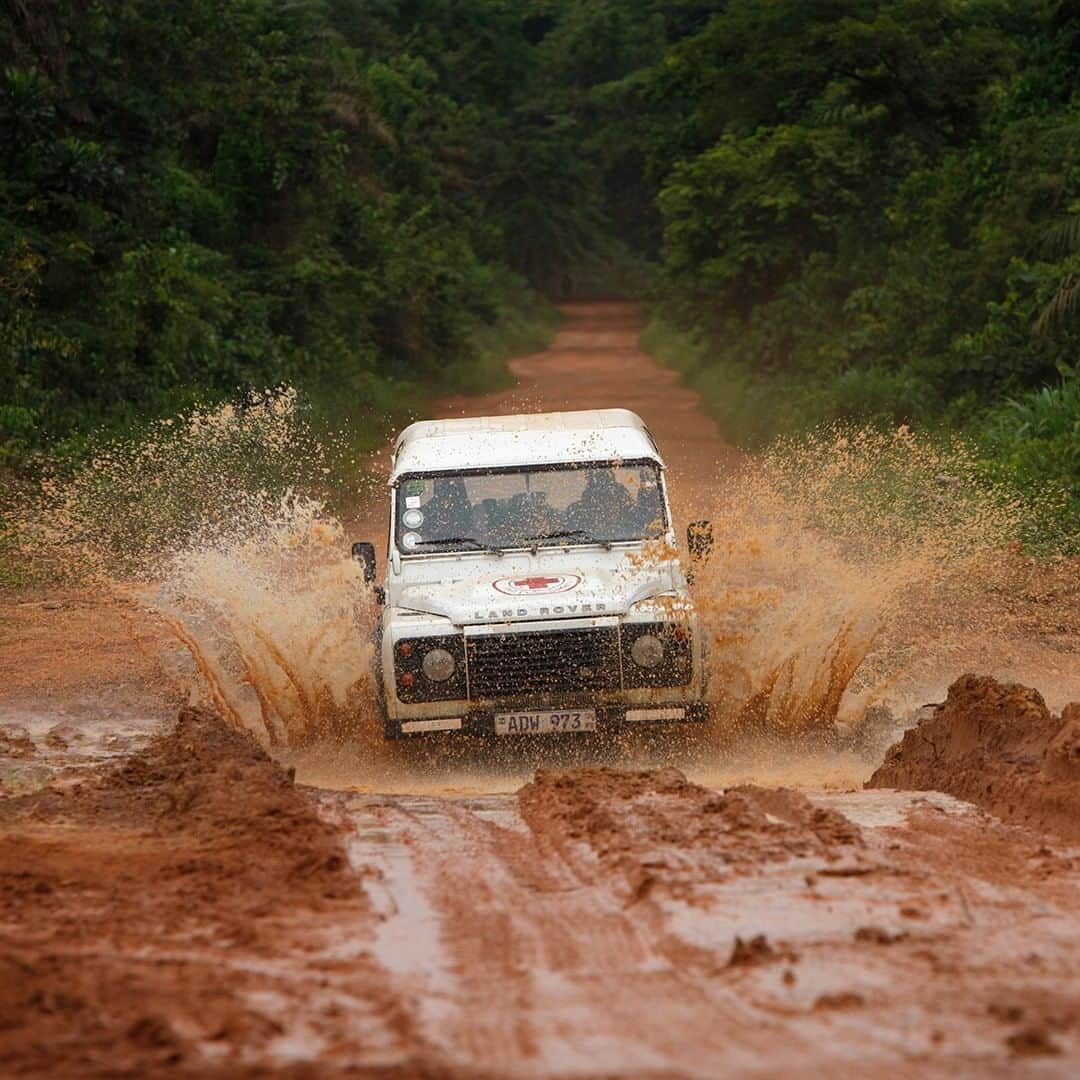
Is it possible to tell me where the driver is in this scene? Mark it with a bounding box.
[633,478,664,537]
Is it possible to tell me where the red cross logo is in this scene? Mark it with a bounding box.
[514,576,562,590]
[492,573,581,596]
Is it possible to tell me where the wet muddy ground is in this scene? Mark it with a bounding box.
[1,303,1078,1076]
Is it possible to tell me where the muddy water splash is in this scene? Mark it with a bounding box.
[19,389,382,748]
[152,495,381,747]
[18,401,1025,758]
[693,426,1024,736]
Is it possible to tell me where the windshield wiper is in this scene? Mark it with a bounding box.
[411,536,504,555]
[525,528,613,551]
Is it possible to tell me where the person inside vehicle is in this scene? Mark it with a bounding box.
[565,468,635,538]
[507,490,560,544]
[632,477,664,537]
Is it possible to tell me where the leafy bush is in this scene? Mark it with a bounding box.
[642,317,939,446]
[978,374,1080,549]
[644,314,1079,551]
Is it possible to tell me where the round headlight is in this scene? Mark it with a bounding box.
[630,633,664,669]
[421,647,456,682]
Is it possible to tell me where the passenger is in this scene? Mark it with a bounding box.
[566,469,634,538]
[506,490,560,544]
[633,481,664,537]
[470,497,502,544]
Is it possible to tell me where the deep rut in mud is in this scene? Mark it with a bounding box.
[2,302,1079,1076]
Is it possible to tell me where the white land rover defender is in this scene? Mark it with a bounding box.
[351,409,713,738]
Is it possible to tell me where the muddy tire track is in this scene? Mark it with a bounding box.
[337,767,1080,1077]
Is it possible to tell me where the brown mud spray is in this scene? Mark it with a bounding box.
[15,390,381,748]
[691,426,1024,742]
[16,397,1026,763]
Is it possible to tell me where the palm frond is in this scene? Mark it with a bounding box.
[1035,274,1080,337]
[1041,215,1080,257]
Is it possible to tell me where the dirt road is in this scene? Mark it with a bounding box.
[1,302,1079,1076]
[433,302,735,525]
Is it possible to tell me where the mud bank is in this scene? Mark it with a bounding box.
[518,767,866,903]
[0,708,427,1078]
[6,704,352,853]
[869,674,1080,841]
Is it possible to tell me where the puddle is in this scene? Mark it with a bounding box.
[810,789,977,828]
[340,795,460,1031]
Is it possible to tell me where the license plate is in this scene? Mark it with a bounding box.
[494,709,597,736]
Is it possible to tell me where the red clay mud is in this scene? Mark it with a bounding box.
[0,708,432,1078]
[518,766,865,901]
[364,766,1080,1075]
[3,303,1080,1076]
[10,705,350,851]
[869,674,1080,841]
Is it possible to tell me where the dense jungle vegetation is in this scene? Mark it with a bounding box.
[0,0,1077,520]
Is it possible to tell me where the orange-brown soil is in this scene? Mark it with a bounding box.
[2,302,1079,1076]
[869,674,1080,842]
[5,705,1080,1075]
[0,590,176,707]
[0,708,427,1078]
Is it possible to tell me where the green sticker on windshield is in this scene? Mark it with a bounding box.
[405,479,425,495]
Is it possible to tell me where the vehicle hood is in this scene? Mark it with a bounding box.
[393,554,682,626]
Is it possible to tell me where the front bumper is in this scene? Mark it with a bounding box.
[378,615,708,738]
[384,700,709,739]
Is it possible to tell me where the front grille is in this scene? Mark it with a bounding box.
[466,628,620,700]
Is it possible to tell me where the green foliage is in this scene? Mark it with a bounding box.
[980,375,1080,539]
[641,316,930,446]
[646,2,1079,382]
[442,281,560,395]
[634,0,1078,551]
[0,0,1077,553]
[643,314,1078,551]
[0,0,563,470]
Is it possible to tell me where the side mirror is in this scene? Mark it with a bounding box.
[687,520,714,562]
[351,541,377,583]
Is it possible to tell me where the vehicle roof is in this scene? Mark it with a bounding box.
[391,408,661,480]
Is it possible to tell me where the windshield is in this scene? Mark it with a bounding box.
[394,460,667,554]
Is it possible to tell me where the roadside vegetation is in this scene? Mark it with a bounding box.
[633,1,1079,542]
[0,1,565,473]
[1,1,1077,550]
